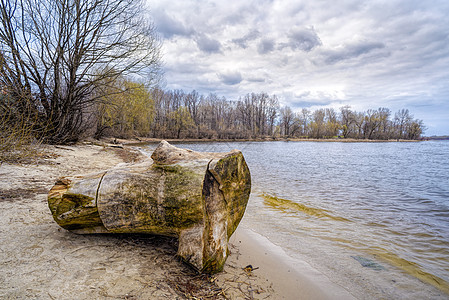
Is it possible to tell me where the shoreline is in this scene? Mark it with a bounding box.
[0,143,349,299]
[101,136,424,147]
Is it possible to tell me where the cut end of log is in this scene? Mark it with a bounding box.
[48,175,107,231]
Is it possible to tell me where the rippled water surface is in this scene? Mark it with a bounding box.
[145,140,449,292]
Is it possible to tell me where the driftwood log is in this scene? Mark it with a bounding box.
[48,141,251,273]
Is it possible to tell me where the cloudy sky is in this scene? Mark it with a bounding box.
[148,0,449,135]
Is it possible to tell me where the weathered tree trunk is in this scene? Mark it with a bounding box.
[48,141,251,273]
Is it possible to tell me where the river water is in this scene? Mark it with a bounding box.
[142,140,449,297]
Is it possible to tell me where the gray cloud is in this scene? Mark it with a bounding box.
[291,100,333,108]
[282,27,322,52]
[218,71,243,85]
[257,38,275,54]
[287,91,336,108]
[153,9,194,38]
[232,30,260,48]
[164,61,207,75]
[323,41,386,64]
[247,76,266,83]
[195,34,222,54]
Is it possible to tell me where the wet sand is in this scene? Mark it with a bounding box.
[220,226,356,299]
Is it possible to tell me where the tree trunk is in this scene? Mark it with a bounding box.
[48,141,251,273]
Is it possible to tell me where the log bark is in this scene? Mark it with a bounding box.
[48,141,251,273]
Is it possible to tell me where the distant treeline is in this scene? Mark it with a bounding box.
[426,136,449,140]
[96,84,425,140]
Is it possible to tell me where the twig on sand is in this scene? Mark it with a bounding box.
[55,145,75,151]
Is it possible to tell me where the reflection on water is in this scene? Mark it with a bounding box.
[143,140,449,294]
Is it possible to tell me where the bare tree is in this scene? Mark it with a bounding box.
[375,107,391,139]
[266,95,279,136]
[407,119,425,140]
[324,108,339,137]
[361,109,380,139]
[310,108,325,138]
[279,106,295,137]
[0,0,161,143]
[353,111,365,139]
[339,106,353,138]
[298,108,311,137]
[394,109,412,139]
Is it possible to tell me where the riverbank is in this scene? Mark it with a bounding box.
[0,143,354,299]
[100,136,423,146]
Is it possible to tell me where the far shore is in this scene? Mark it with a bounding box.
[102,136,424,146]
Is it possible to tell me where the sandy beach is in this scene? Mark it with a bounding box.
[0,142,359,299]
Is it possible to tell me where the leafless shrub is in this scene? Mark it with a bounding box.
[0,91,42,163]
[0,0,162,144]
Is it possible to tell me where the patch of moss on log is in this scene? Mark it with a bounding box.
[98,164,205,235]
[201,247,229,274]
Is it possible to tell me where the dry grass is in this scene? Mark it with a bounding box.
[0,131,40,163]
[0,142,59,164]
[166,271,226,299]
[0,97,43,163]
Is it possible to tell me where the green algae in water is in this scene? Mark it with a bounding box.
[261,193,351,222]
